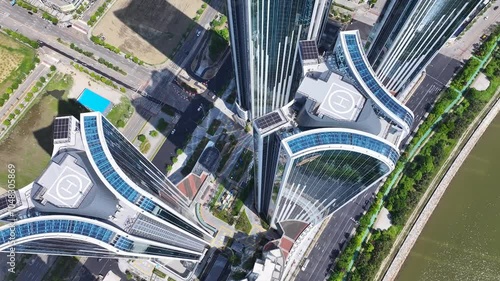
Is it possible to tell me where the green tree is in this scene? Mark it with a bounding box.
[137,134,146,142]
[50,65,56,71]
[116,119,125,128]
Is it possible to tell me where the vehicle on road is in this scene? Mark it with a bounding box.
[10,0,16,6]
[196,30,202,37]
[171,129,176,135]
[301,258,310,271]
[28,11,33,15]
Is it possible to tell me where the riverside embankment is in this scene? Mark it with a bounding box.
[383,95,500,281]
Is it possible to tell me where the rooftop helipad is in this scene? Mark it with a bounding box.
[37,154,93,208]
[317,82,365,121]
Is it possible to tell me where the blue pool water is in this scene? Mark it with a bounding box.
[77,88,112,114]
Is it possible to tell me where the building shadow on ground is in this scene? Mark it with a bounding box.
[33,96,89,156]
[112,0,224,66]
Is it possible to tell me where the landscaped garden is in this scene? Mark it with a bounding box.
[106,96,134,128]
[329,25,500,281]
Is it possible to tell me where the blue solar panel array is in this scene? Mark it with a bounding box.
[114,236,134,251]
[343,34,413,129]
[84,116,141,203]
[139,198,156,212]
[286,131,399,165]
[82,115,204,239]
[0,219,115,245]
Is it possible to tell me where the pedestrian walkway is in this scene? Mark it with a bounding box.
[0,63,50,139]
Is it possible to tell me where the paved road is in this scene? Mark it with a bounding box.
[123,0,225,139]
[16,255,57,281]
[295,186,377,281]
[0,0,225,141]
[82,258,128,280]
[0,2,150,86]
[440,4,500,61]
[152,95,211,172]
[405,53,462,129]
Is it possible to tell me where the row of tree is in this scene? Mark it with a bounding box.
[329,25,500,281]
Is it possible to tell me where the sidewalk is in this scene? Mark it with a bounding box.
[135,111,178,160]
[0,63,50,138]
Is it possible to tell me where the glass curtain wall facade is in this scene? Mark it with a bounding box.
[268,129,396,227]
[367,0,482,93]
[0,112,211,261]
[0,216,201,260]
[254,30,414,229]
[82,114,209,241]
[227,0,332,119]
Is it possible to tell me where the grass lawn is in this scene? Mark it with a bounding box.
[140,139,151,154]
[0,73,84,190]
[106,96,133,128]
[181,137,209,175]
[230,149,253,182]
[208,30,228,61]
[161,104,176,116]
[207,119,221,135]
[156,118,169,132]
[0,32,36,94]
[153,268,167,278]
[42,256,79,281]
[209,184,224,210]
[235,210,252,234]
[231,178,253,216]
[217,140,237,173]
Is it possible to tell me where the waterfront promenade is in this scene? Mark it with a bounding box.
[382,95,500,281]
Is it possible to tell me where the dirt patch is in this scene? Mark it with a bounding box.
[93,0,205,64]
[0,33,36,93]
[0,48,23,83]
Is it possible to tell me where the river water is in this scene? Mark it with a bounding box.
[396,114,500,281]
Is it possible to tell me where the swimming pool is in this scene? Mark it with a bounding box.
[77,88,112,114]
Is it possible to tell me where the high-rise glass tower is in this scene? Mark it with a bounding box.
[254,30,413,229]
[367,0,482,93]
[0,113,211,260]
[252,32,413,279]
[227,0,332,119]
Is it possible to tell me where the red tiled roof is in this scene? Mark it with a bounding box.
[176,172,208,200]
[279,236,294,253]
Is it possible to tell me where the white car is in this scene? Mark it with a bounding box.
[196,30,202,37]
[171,129,176,135]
